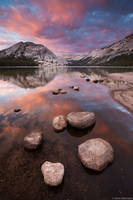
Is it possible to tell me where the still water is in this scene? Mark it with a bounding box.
[0,66,133,200]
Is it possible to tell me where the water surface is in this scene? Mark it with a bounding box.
[0,66,133,200]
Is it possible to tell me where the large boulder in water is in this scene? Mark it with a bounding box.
[67,112,96,129]
[78,138,114,171]
[41,161,64,186]
[52,115,67,132]
[24,132,43,151]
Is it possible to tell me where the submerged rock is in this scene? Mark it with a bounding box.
[67,112,96,129]
[78,138,114,171]
[41,161,64,186]
[52,115,67,131]
[24,132,43,151]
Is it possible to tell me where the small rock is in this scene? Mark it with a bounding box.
[41,161,64,186]
[60,90,67,94]
[69,86,74,89]
[86,78,90,82]
[80,74,86,78]
[67,112,96,129]
[52,115,67,131]
[73,86,79,91]
[93,80,99,83]
[52,90,59,95]
[58,88,62,91]
[24,132,43,151]
[14,109,21,112]
[78,138,114,171]
[99,79,104,83]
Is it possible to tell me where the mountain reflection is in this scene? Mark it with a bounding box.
[0,66,69,88]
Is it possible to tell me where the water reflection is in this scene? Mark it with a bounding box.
[0,66,133,90]
[0,66,68,89]
[0,69,133,200]
[67,124,95,137]
[0,66,109,91]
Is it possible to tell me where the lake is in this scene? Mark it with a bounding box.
[0,66,133,200]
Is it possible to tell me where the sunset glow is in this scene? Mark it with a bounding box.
[0,0,133,54]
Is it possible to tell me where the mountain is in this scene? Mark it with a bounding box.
[0,42,57,65]
[67,34,133,66]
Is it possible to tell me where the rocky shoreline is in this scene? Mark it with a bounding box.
[86,71,133,113]
[103,72,133,113]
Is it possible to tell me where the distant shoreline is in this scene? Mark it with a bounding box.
[68,66,133,68]
[0,65,133,69]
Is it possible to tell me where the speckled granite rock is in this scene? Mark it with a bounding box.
[78,138,114,171]
[41,161,64,186]
[67,112,96,129]
[24,132,43,151]
[52,115,67,131]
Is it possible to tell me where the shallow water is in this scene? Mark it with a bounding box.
[0,67,133,200]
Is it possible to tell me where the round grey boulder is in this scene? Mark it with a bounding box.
[67,112,96,129]
[24,132,43,151]
[41,161,64,186]
[78,138,114,171]
[52,115,67,131]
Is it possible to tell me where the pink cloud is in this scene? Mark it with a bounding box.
[0,6,43,37]
[0,0,132,54]
[0,11,4,15]
[87,36,95,41]
[30,0,108,27]
[101,29,109,35]
[31,0,88,26]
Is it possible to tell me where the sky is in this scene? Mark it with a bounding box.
[0,0,133,54]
